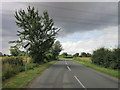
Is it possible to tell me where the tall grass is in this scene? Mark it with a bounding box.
[2,61,57,88]
[2,57,38,81]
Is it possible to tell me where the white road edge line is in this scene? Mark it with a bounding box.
[74,76,86,88]
[67,66,71,71]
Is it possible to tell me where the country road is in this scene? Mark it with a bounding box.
[27,59,118,88]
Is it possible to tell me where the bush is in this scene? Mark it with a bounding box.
[92,47,120,70]
[2,57,39,81]
[2,63,24,81]
[45,53,53,61]
[2,56,24,66]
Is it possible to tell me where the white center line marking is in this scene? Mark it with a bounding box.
[74,76,86,88]
[67,66,71,71]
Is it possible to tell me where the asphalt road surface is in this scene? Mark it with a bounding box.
[28,59,118,88]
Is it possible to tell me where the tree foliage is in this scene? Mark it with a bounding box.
[73,53,79,57]
[10,46,21,56]
[92,47,120,69]
[9,6,60,63]
[80,52,91,57]
[61,52,68,57]
[51,41,63,60]
[44,41,62,61]
[80,52,87,57]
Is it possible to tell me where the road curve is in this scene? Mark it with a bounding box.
[27,59,118,88]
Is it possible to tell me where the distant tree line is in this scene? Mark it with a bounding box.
[61,52,92,58]
[0,52,11,57]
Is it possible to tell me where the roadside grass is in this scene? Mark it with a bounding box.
[2,60,57,88]
[73,59,120,79]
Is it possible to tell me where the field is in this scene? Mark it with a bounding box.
[73,57,92,62]
[0,57,31,62]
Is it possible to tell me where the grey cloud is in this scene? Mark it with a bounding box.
[24,2,118,36]
[2,2,118,37]
[2,2,118,54]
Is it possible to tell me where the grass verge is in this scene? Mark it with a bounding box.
[73,59,120,79]
[2,60,57,88]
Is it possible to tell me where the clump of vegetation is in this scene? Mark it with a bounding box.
[72,52,92,58]
[2,61,57,88]
[10,46,26,56]
[80,52,91,57]
[2,57,24,81]
[2,57,23,65]
[60,52,73,58]
[45,41,63,61]
[2,57,39,81]
[73,53,79,57]
[92,47,120,70]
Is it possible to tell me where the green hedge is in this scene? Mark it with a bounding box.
[92,48,120,69]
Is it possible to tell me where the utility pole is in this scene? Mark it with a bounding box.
[25,50,27,71]
[23,42,30,71]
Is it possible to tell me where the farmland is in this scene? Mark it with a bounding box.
[1,56,37,81]
[73,57,92,62]
[0,57,31,62]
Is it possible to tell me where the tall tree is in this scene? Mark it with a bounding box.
[9,6,60,63]
[80,52,87,57]
[10,46,20,56]
[86,53,91,57]
[61,52,68,57]
[51,40,63,60]
[73,53,79,57]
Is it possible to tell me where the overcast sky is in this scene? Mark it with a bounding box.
[1,2,118,54]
